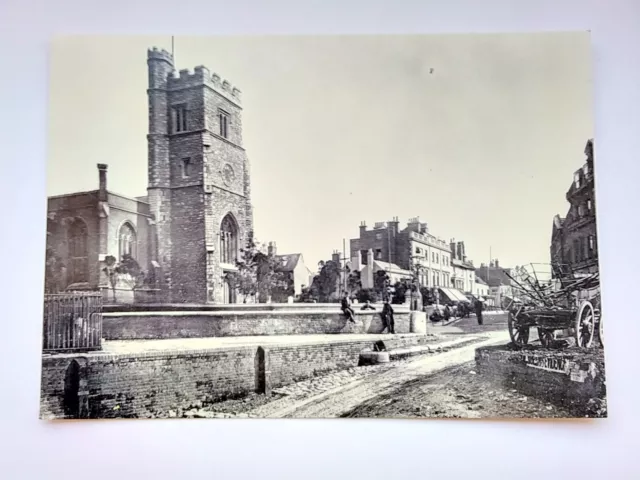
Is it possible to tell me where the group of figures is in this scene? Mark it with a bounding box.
[340,293,397,334]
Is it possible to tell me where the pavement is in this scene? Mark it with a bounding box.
[99,332,433,355]
[429,312,510,334]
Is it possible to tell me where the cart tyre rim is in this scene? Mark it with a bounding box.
[576,301,595,348]
[598,315,604,347]
[508,312,529,346]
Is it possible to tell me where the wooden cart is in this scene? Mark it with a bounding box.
[505,265,602,349]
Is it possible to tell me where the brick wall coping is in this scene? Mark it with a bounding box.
[103,308,408,318]
[103,303,411,313]
[42,333,436,362]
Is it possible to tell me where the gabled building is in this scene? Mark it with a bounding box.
[272,247,314,297]
[550,139,599,278]
[349,249,412,290]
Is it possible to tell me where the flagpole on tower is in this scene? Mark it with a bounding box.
[171,36,175,62]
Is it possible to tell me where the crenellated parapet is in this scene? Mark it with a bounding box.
[168,66,242,105]
[147,47,174,65]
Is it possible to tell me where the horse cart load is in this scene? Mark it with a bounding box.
[504,264,602,349]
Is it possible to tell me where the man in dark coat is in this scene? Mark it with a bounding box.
[341,292,356,323]
[475,299,484,325]
[381,299,395,334]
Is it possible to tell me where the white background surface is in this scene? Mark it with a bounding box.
[0,1,639,478]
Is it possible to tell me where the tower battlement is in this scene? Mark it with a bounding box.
[168,67,242,105]
[147,47,174,64]
[147,46,241,104]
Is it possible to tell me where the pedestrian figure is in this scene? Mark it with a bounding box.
[444,304,451,321]
[475,299,484,325]
[341,292,356,323]
[381,299,395,334]
[360,300,376,311]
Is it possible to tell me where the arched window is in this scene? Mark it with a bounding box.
[118,222,137,260]
[67,218,88,284]
[220,214,238,264]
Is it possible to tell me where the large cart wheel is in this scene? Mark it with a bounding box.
[538,328,555,348]
[598,315,604,347]
[575,300,596,348]
[508,311,530,347]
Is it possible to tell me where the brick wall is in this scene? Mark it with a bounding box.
[40,333,431,419]
[475,345,606,414]
[41,348,255,419]
[102,308,412,340]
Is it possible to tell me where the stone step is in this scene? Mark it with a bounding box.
[388,337,485,360]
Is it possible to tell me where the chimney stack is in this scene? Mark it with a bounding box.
[268,241,277,256]
[97,164,108,202]
[495,259,500,268]
[331,250,341,265]
[359,221,367,236]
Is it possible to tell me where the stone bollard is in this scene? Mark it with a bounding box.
[410,311,427,334]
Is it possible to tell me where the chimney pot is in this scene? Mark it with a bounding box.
[97,163,108,201]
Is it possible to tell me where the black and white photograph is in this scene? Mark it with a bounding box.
[41,33,606,420]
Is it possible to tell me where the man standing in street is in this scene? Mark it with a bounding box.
[475,299,484,325]
[381,299,395,334]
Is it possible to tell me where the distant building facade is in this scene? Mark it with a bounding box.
[474,276,490,299]
[349,217,452,288]
[550,139,598,277]
[449,240,475,294]
[475,259,515,307]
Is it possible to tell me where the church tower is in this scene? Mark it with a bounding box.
[147,47,253,304]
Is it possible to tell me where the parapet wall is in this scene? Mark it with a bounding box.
[102,305,412,340]
[40,333,432,419]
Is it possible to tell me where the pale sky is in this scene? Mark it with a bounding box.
[48,33,594,271]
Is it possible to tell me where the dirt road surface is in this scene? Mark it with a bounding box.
[247,331,510,418]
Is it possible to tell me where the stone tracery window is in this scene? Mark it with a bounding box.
[67,218,89,284]
[118,222,137,261]
[220,214,238,264]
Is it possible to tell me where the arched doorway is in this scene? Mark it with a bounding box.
[63,360,80,418]
[67,218,89,284]
[222,275,237,304]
